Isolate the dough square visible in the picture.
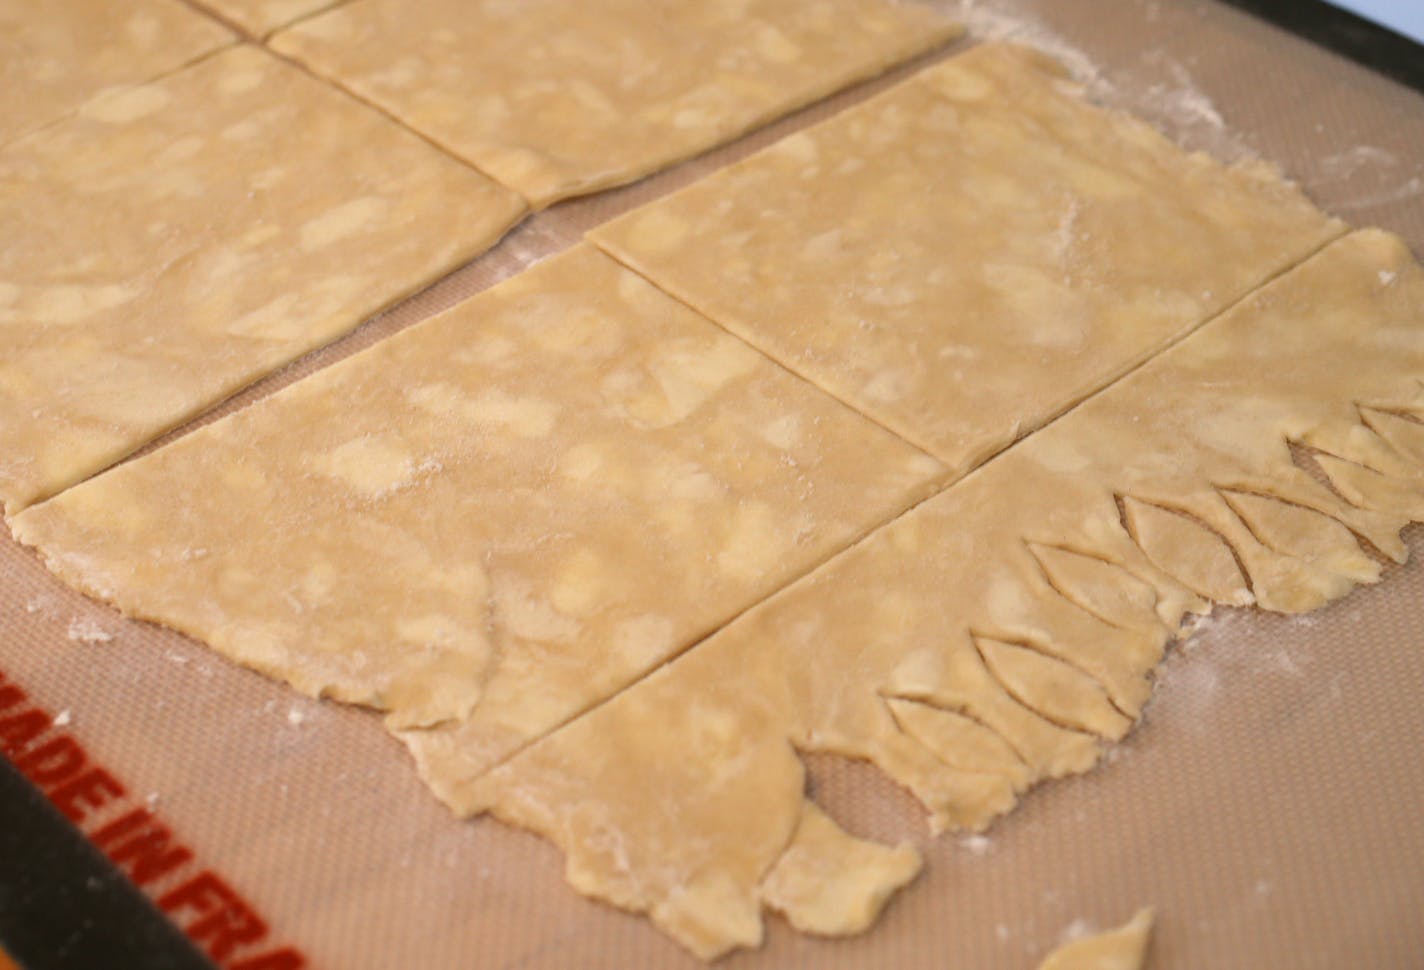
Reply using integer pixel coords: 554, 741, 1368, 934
0, 44, 526, 515
12, 243, 946, 777
270, 0, 963, 206
0, 0, 233, 147
470, 230, 1424, 960
590, 42, 1345, 476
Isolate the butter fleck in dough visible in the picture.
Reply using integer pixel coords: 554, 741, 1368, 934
271, 0, 963, 206
467, 231, 1424, 958
13, 244, 945, 747
0, 45, 525, 514
0, 0, 232, 148
591, 43, 1345, 475
1038, 908, 1155, 970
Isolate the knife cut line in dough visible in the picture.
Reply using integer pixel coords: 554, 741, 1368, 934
462, 230, 1424, 959
271, 0, 965, 207
1037, 908, 1155, 970
0, 0, 234, 148
12, 243, 946, 741
0, 44, 525, 516
193, 0, 347, 38
590, 42, 1345, 476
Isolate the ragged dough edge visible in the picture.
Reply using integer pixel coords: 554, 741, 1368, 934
7, 516, 493, 729
758, 802, 922, 939
456, 231, 1424, 960
8, 450, 495, 729
1037, 907, 1155, 970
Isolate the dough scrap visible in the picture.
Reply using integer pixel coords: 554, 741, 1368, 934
0, 0, 232, 147
0, 45, 525, 515
11, 243, 944, 739
466, 230, 1424, 958
590, 42, 1345, 474
1037, 908, 1155, 970
197, 0, 342, 37
271, 0, 963, 207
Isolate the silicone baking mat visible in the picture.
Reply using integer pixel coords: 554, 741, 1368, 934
2, 1, 1422, 967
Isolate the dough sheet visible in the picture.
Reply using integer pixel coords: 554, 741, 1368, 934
0, 45, 525, 515
464, 230, 1424, 959
270, 0, 963, 207
1038, 908, 1155, 970
0, 0, 233, 147
590, 42, 1346, 474
11, 243, 945, 749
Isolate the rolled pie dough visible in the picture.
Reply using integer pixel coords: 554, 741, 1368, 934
590, 43, 1345, 474
12, 243, 945, 741
1038, 908, 1155, 970
0, 45, 525, 515
464, 231, 1424, 958
0, 0, 232, 147
271, 0, 964, 206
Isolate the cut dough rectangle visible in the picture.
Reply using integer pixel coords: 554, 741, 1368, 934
11, 243, 945, 770
590, 42, 1346, 476
0, 45, 526, 515
270, 0, 963, 207
0, 0, 233, 147
466, 230, 1424, 959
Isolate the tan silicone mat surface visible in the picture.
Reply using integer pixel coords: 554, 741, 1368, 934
3, 1, 1423, 967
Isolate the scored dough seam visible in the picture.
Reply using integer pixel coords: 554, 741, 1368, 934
254, 37, 514, 190
173, 0, 260, 39
0, 36, 243, 154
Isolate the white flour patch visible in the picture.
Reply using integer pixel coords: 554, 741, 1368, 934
1314, 145, 1424, 212
1330, 176, 1424, 212
943, 1, 1254, 163
1318, 145, 1400, 181
946, 0, 1101, 85
1143, 54, 1225, 131
67, 617, 113, 643
1121, 51, 1254, 162
961, 833, 993, 855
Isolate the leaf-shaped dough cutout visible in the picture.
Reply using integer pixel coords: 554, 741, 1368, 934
1223, 491, 1380, 585
1122, 497, 1252, 606
759, 802, 921, 937
886, 696, 1033, 790
1028, 542, 1164, 634
1303, 420, 1419, 479
1362, 408, 1424, 467
975, 637, 1131, 739
1316, 453, 1424, 519
887, 645, 1100, 780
